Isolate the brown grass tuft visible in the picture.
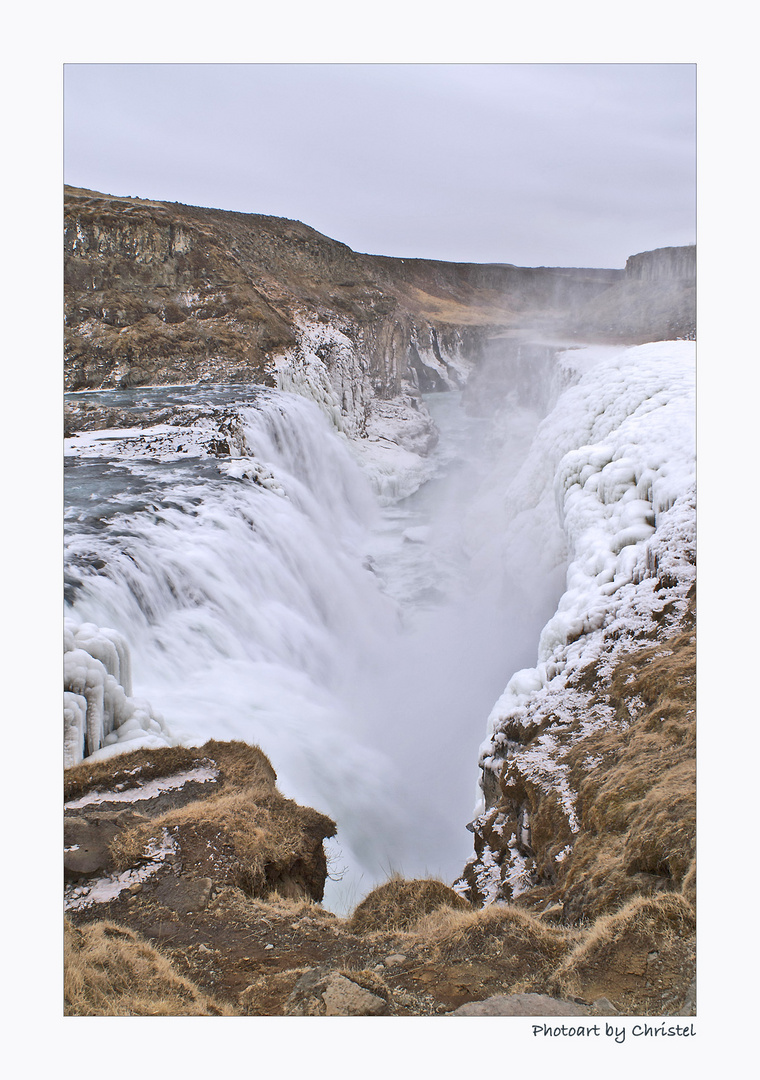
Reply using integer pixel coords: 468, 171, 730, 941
348, 878, 470, 934
64, 918, 231, 1015
108, 774, 335, 902
418, 902, 579, 970
64, 740, 277, 803
557, 615, 696, 920
547, 892, 695, 1005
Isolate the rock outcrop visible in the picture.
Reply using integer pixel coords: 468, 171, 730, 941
64, 741, 336, 907
63, 748, 696, 1017
560, 244, 696, 342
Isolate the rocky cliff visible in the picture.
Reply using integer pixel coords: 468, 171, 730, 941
64, 740, 695, 1016
64, 187, 625, 406
559, 244, 696, 342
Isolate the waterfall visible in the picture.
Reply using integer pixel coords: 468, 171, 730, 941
64, 378, 553, 910
70, 339, 680, 913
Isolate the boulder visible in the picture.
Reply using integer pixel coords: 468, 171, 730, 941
154, 875, 213, 914
286, 968, 389, 1017
451, 993, 592, 1016
64, 810, 147, 879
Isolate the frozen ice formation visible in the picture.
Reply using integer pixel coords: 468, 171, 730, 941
477, 341, 696, 809
64, 619, 174, 768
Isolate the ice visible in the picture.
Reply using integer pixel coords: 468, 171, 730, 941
64, 766, 219, 810
63, 619, 173, 767
476, 341, 695, 814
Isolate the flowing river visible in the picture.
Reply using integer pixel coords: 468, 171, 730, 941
64, 382, 562, 912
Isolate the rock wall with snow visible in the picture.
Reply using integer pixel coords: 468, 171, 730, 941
457, 342, 696, 920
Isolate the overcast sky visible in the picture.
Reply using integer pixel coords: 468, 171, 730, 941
64, 63, 695, 269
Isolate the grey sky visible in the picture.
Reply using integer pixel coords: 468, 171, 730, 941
64, 63, 695, 269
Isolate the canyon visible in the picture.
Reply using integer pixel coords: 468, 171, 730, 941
63, 186, 696, 1017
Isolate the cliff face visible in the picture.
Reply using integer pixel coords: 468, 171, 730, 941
560, 244, 696, 343
63, 190, 696, 1016
625, 245, 696, 282
457, 341, 696, 936
64, 187, 625, 413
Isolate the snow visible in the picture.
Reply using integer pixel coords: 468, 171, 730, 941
64, 829, 177, 911
64, 421, 220, 461
272, 312, 442, 503
473, 843, 504, 906
350, 435, 437, 505
64, 766, 219, 810
272, 313, 357, 434
220, 457, 286, 494
64, 619, 174, 766
475, 341, 695, 820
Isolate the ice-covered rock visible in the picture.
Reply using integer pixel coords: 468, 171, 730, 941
63, 619, 174, 767
461, 341, 695, 909
479, 341, 695, 773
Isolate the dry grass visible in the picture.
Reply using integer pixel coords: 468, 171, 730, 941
64, 918, 231, 1015
550, 613, 696, 921
66, 741, 334, 902
546, 892, 695, 1007
413, 902, 580, 972
107, 747, 335, 901
65, 744, 211, 802
64, 740, 276, 802
348, 878, 470, 934
401, 285, 516, 326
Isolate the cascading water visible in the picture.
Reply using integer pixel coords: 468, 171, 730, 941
64, 372, 565, 914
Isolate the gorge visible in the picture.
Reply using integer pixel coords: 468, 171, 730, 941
63, 186, 696, 1016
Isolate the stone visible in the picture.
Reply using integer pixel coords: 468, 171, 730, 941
591, 997, 619, 1015
154, 875, 213, 914
384, 954, 407, 966
286, 968, 389, 1017
64, 814, 121, 878
321, 975, 387, 1017
451, 993, 592, 1017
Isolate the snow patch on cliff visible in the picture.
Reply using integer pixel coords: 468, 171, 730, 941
272, 313, 441, 503
64, 829, 177, 911
64, 766, 219, 810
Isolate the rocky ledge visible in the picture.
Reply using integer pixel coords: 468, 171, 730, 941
64, 739, 695, 1017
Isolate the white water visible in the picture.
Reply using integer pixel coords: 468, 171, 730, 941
64, 382, 561, 913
